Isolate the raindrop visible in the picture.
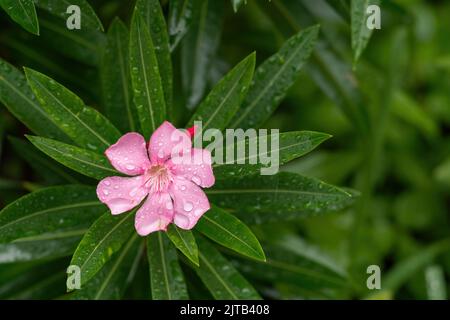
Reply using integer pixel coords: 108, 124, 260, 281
183, 202, 193, 212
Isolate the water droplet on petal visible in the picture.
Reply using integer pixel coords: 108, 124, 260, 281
183, 202, 193, 212
125, 164, 135, 170
166, 201, 173, 210
192, 176, 201, 185
103, 190, 109, 196
103, 180, 111, 186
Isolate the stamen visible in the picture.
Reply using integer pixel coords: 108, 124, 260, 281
144, 165, 172, 193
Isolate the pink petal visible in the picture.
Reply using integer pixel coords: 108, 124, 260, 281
134, 192, 174, 236
168, 148, 215, 188
169, 176, 210, 230
97, 175, 148, 215
148, 121, 191, 164
105, 133, 151, 175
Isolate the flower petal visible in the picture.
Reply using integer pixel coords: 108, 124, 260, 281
168, 148, 215, 188
148, 121, 191, 164
169, 176, 210, 230
105, 132, 151, 175
134, 192, 174, 236
97, 175, 148, 215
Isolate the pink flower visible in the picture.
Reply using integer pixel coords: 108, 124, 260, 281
96, 121, 215, 236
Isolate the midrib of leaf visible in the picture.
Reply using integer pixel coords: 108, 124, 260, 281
39, 19, 97, 51
114, 26, 135, 131
192, 0, 208, 85
58, 0, 100, 29
94, 234, 139, 300
201, 65, 248, 131
157, 232, 172, 300
12, 229, 87, 242
202, 215, 261, 259
136, 20, 156, 132
230, 35, 308, 128
79, 213, 133, 274
174, 226, 195, 257
0, 202, 101, 233
17, 0, 35, 27
35, 140, 118, 174
198, 252, 239, 299
354, 0, 370, 51
207, 189, 350, 197
31, 79, 111, 147
265, 258, 345, 286
212, 135, 326, 168
0, 74, 61, 132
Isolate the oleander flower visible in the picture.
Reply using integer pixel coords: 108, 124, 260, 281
96, 121, 215, 236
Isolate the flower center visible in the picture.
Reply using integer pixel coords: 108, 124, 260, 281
144, 164, 172, 193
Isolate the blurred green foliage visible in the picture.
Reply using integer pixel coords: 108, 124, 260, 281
0, 0, 449, 299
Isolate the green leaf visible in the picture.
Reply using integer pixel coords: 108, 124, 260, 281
0, 185, 104, 243
101, 18, 139, 133
194, 236, 261, 299
34, 0, 104, 31
27, 135, 119, 180
146, 232, 188, 300
212, 131, 331, 179
38, 12, 106, 67
234, 239, 348, 291
196, 205, 265, 261
71, 235, 143, 300
9, 137, 84, 184
70, 211, 136, 286
136, 0, 173, 113
188, 52, 255, 132
168, 0, 196, 50
231, 0, 245, 13
351, 0, 380, 64
181, 0, 224, 109
129, 11, 166, 138
229, 25, 319, 129
0, 58, 70, 141
0, 233, 83, 264
207, 172, 356, 224
166, 225, 199, 266
0, 0, 39, 35
24, 68, 121, 153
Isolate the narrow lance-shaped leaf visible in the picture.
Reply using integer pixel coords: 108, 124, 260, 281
168, 0, 196, 50
9, 137, 84, 184
147, 232, 189, 300
188, 52, 255, 133
25, 68, 121, 153
101, 18, 139, 133
0, 185, 104, 243
27, 135, 120, 180
71, 235, 143, 300
129, 11, 166, 137
38, 12, 106, 67
194, 236, 261, 300
233, 241, 348, 292
181, 0, 224, 109
136, 0, 173, 113
229, 25, 320, 129
231, 0, 246, 13
34, 0, 104, 31
0, 58, 70, 142
0, 0, 39, 34
70, 211, 136, 287
207, 172, 356, 224
212, 131, 331, 179
0, 234, 83, 264
167, 225, 199, 266
196, 205, 265, 261
351, 0, 380, 65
